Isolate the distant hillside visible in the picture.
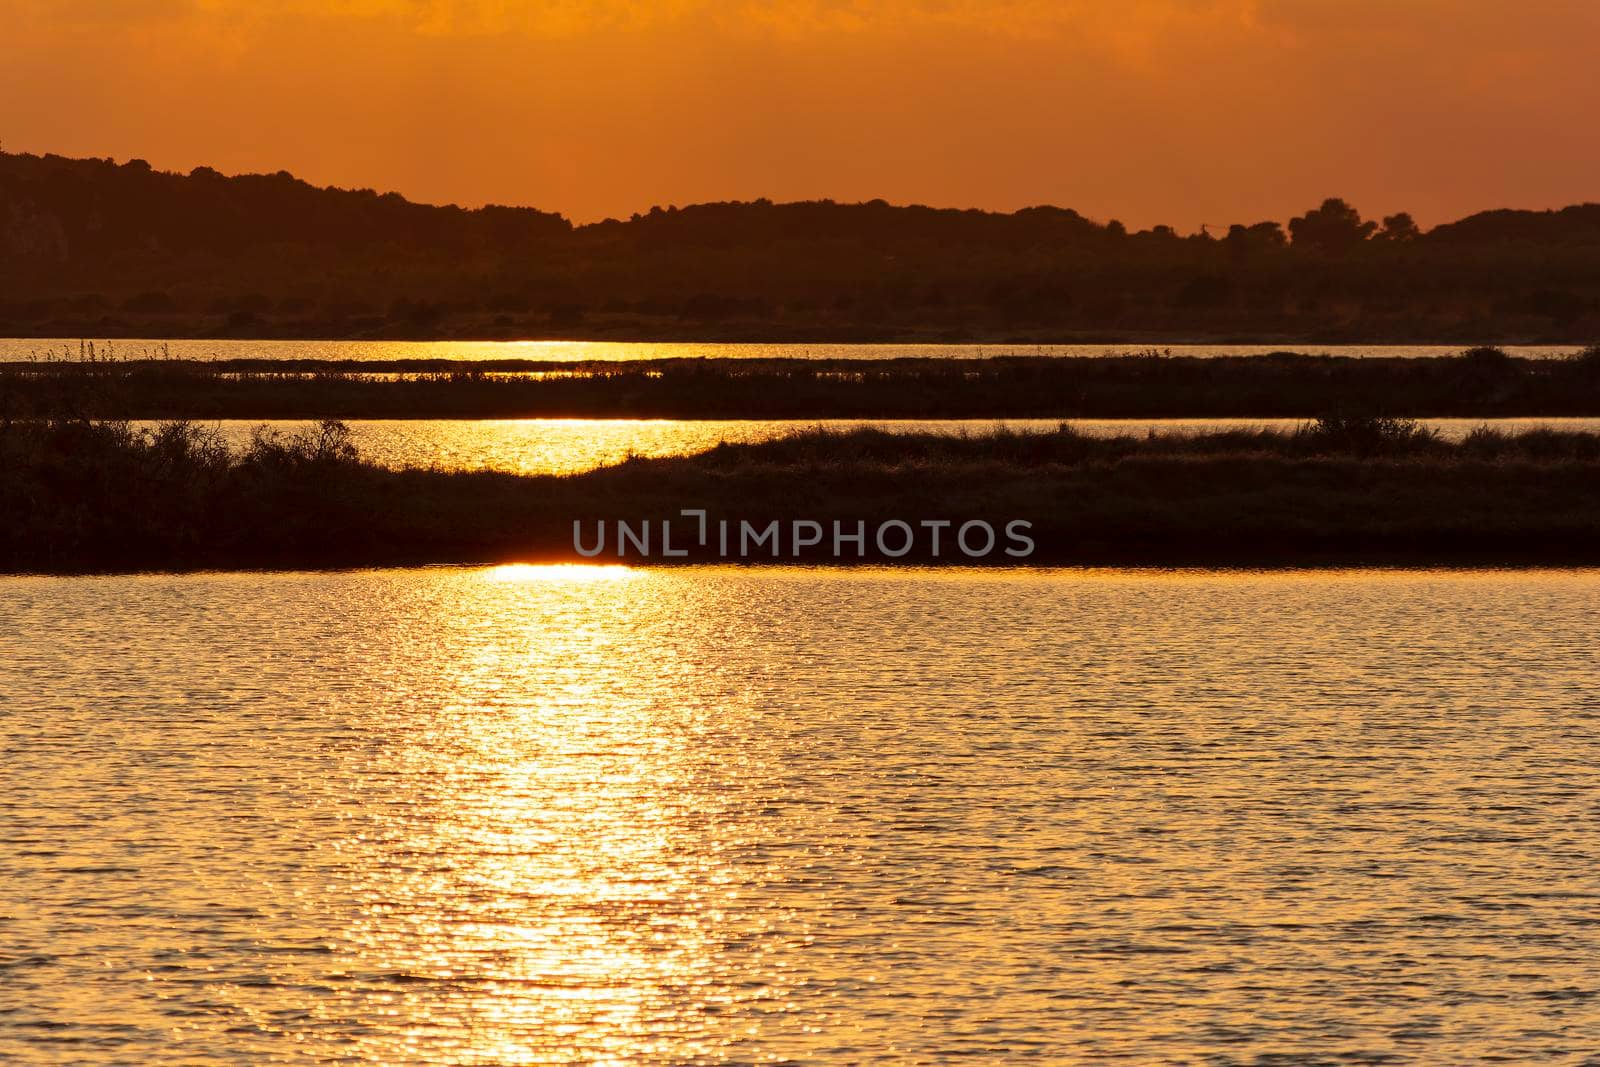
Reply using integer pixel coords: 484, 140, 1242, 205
3, 150, 1599, 342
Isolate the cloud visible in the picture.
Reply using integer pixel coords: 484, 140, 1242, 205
3, 0, 196, 25
57, 0, 1268, 42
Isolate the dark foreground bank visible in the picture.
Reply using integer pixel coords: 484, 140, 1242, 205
7, 347, 1600, 419
5, 418, 1600, 572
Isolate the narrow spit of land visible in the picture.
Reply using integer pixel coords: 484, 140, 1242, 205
6, 419, 1600, 572
6, 347, 1600, 419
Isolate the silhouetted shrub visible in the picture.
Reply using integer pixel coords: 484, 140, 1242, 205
1301, 414, 1436, 454
1458, 345, 1514, 373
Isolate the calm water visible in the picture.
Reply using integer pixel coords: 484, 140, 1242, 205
2, 339, 1588, 363
138, 417, 1600, 475
4, 566, 1600, 1064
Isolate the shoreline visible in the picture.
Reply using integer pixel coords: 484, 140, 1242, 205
13, 553, 1600, 580
9, 348, 1600, 419
7, 421, 1600, 575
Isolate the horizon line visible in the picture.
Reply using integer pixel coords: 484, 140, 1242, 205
9, 146, 1598, 240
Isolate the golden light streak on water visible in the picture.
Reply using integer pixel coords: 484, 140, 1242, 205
4, 566, 1600, 1062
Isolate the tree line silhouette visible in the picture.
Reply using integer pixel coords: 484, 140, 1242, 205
3, 150, 1599, 341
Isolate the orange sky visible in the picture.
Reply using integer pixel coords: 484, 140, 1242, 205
4, 1, 1598, 229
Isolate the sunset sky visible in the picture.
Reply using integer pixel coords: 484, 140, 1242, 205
4, 1, 1598, 229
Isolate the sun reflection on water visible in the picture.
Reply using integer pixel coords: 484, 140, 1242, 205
329, 566, 767, 1065
8, 566, 1600, 1063
483, 563, 637, 584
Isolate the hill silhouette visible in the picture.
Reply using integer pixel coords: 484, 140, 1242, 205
3, 150, 1599, 342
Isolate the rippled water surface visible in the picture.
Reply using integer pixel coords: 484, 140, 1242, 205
2, 338, 1587, 363
134, 417, 1600, 475
4, 567, 1600, 1064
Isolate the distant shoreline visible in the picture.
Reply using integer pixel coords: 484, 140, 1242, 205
8, 348, 1600, 419
9, 150, 1600, 348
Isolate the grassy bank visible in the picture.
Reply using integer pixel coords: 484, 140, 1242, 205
5, 418, 1600, 572
6, 347, 1600, 419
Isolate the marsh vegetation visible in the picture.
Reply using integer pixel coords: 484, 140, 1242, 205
6, 347, 1600, 419
6, 416, 1600, 571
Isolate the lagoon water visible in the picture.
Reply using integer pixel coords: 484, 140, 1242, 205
1, 338, 1588, 363
4, 566, 1600, 1064
129, 416, 1600, 475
